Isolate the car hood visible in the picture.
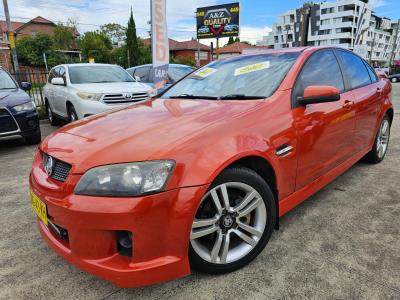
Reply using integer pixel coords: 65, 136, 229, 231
0, 89, 31, 108
41, 98, 262, 173
72, 82, 152, 94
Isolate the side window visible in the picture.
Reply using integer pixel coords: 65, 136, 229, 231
335, 50, 372, 89
364, 61, 379, 83
133, 67, 150, 82
48, 68, 58, 83
58, 67, 66, 82
294, 50, 344, 100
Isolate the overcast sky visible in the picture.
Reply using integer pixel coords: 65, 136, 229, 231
1, 0, 398, 46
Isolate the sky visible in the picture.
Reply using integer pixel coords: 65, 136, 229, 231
1, 0, 400, 46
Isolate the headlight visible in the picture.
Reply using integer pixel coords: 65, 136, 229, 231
76, 92, 103, 101
13, 101, 36, 112
74, 160, 175, 197
148, 88, 157, 97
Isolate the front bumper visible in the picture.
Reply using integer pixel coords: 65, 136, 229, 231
0, 108, 39, 139
29, 168, 208, 288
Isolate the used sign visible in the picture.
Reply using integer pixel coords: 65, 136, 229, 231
151, 0, 169, 88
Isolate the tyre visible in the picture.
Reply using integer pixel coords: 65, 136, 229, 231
189, 167, 276, 274
25, 130, 41, 145
364, 115, 391, 164
67, 104, 78, 123
46, 100, 60, 126
391, 77, 398, 83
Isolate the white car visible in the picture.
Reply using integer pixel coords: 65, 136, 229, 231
43, 63, 155, 125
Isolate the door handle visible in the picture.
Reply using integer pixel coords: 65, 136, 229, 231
342, 100, 354, 109
377, 87, 383, 94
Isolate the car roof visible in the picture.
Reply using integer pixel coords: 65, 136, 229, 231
127, 63, 192, 70
55, 63, 121, 68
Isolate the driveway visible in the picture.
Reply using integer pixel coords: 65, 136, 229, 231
1, 84, 399, 299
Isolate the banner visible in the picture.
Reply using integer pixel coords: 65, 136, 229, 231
151, 0, 169, 88
196, 3, 240, 39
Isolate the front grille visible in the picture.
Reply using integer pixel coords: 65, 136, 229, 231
0, 108, 19, 134
102, 92, 149, 104
43, 154, 72, 182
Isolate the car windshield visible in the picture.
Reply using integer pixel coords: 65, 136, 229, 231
0, 69, 17, 89
69, 65, 134, 84
168, 66, 195, 82
162, 52, 300, 100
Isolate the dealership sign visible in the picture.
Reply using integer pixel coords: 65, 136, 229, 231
196, 3, 240, 39
151, 0, 169, 88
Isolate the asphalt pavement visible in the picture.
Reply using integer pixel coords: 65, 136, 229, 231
0, 84, 399, 299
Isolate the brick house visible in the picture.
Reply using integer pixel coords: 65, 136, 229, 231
0, 16, 79, 71
143, 38, 211, 66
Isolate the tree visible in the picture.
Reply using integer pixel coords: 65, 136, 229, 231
126, 7, 139, 67
227, 36, 235, 44
53, 24, 75, 50
234, 37, 241, 42
16, 33, 53, 67
78, 31, 113, 63
101, 23, 126, 45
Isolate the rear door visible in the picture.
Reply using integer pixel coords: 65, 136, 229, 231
335, 50, 381, 148
293, 49, 357, 190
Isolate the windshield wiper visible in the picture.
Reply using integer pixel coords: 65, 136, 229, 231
170, 94, 218, 100
219, 94, 265, 100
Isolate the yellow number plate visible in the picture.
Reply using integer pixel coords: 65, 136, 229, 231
30, 191, 48, 226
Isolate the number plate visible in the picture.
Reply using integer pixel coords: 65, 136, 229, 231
30, 190, 48, 226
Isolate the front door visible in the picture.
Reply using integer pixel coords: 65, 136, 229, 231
292, 49, 356, 190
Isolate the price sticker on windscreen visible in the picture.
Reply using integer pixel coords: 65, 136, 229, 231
234, 61, 270, 76
193, 67, 218, 78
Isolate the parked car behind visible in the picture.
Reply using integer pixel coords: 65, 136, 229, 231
126, 64, 195, 92
43, 63, 155, 125
0, 68, 41, 144
30, 47, 393, 288
389, 73, 400, 83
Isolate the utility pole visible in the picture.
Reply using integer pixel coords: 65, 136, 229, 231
2, 0, 19, 79
389, 19, 400, 67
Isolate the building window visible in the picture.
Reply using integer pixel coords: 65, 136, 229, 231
321, 19, 330, 25
321, 7, 334, 14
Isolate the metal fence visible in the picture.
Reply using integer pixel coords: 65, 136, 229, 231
10, 70, 48, 107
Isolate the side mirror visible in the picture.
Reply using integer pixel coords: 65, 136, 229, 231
51, 77, 65, 86
20, 81, 31, 91
134, 76, 141, 82
298, 85, 340, 105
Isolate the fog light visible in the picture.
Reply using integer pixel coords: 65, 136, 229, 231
116, 231, 133, 257
28, 119, 36, 127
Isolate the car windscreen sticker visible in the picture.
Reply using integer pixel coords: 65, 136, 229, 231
234, 61, 270, 76
192, 67, 218, 78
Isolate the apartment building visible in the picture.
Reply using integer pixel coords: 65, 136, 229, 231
260, 0, 400, 66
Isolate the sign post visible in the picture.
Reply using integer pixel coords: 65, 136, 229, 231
196, 2, 240, 60
151, 0, 169, 90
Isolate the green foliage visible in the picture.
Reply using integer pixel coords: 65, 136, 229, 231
101, 23, 126, 45
126, 8, 139, 67
78, 31, 113, 63
227, 36, 235, 44
53, 24, 75, 50
16, 33, 53, 67
171, 55, 196, 67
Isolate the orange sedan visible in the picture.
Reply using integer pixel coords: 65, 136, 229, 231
29, 47, 393, 288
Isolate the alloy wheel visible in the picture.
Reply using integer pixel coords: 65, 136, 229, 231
190, 182, 267, 264
376, 118, 390, 159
